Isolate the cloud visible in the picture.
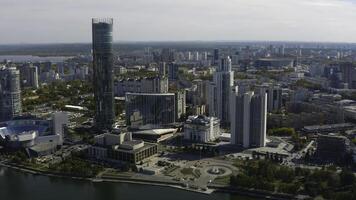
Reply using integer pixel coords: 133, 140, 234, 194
0, 0, 355, 44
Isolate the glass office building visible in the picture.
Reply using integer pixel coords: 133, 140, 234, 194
125, 93, 176, 127
0, 66, 22, 122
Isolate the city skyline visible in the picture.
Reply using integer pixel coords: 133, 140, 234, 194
1, 0, 356, 44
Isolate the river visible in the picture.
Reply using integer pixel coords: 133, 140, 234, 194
0, 166, 260, 200
0, 55, 72, 63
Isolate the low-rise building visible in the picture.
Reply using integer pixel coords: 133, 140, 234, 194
184, 115, 220, 143
315, 134, 351, 163
87, 132, 157, 164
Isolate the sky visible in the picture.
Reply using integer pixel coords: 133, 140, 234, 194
1, 0, 356, 44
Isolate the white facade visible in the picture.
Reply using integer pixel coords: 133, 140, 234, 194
230, 90, 267, 148
114, 76, 168, 97
208, 57, 234, 125
52, 112, 68, 145
184, 115, 221, 143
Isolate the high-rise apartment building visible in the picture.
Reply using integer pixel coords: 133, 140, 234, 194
209, 56, 234, 126
0, 66, 22, 122
230, 90, 267, 148
257, 84, 283, 112
175, 90, 186, 120
19, 64, 39, 89
92, 18, 115, 130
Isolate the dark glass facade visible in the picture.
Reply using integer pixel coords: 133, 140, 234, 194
92, 18, 115, 130
0, 67, 22, 122
125, 93, 176, 126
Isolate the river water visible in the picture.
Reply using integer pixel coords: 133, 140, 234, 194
0, 166, 261, 200
0, 55, 72, 63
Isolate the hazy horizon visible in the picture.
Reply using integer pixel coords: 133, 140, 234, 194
1, 0, 356, 44
2, 40, 356, 46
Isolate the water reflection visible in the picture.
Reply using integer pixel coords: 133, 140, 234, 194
0, 167, 259, 200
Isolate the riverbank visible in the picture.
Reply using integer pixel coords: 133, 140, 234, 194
0, 161, 296, 200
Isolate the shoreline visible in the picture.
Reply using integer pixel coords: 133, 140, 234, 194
0, 161, 295, 200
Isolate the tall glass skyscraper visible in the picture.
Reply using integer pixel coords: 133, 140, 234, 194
0, 66, 22, 122
92, 18, 115, 131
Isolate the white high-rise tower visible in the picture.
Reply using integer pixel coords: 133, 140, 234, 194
208, 56, 234, 126
230, 89, 267, 148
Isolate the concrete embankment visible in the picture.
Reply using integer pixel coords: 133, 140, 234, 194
210, 185, 296, 200
0, 161, 298, 199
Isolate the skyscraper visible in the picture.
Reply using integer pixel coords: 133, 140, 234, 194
257, 84, 283, 112
230, 90, 267, 148
19, 64, 39, 89
92, 18, 115, 130
209, 56, 234, 126
0, 66, 22, 122
158, 62, 166, 77
28, 65, 39, 89
168, 62, 179, 81
213, 49, 219, 65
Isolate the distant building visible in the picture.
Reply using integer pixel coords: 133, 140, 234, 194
339, 63, 356, 89
0, 66, 22, 122
125, 93, 176, 127
315, 134, 351, 163
257, 84, 282, 112
278, 45, 285, 56
19, 64, 39, 89
175, 90, 186, 120
209, 56, 234, 126
92, 18, 115, 131
191, 79, 210, 106
230, 90, 267, 148
302, 123, 354, 134
158, 62, 166, 77
114, 76, 168, 97
56, 63, 65, 75
213, 49, 219, 65
168, 62, 179, 81
161, 48, 174, 62
74, 65, 89, 80
184, 115, 221, 143
255, 58, 294, 69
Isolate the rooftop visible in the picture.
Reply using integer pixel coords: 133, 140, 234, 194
186, 115, 219, 126
126, 92, 175, 96
303, 123, 354, 131
0, 118, 51, 139
133, 128, 177, 136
